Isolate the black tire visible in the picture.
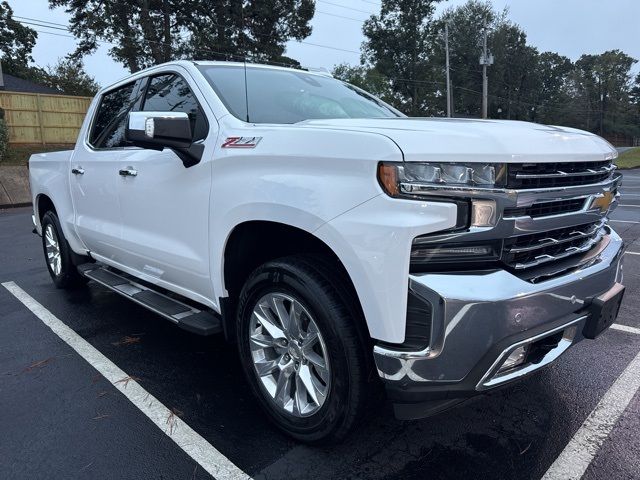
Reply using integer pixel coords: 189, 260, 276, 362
236, 254, 372, 443
41, 211, 87, 289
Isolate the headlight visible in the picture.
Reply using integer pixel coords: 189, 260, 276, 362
378, 162, 503, 228
378, 162, 507, 197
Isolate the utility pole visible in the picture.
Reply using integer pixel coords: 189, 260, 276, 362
445, 22, 452, 118
479, 21, 493, 119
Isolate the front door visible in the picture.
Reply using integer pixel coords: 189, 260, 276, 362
71, 80, 144, 262
116, 72, 216, 304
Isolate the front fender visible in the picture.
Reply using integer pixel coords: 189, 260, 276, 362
315, 195, 458, 343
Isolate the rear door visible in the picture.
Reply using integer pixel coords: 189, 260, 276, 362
115, 71, 217, 304
70, 80, 145, 260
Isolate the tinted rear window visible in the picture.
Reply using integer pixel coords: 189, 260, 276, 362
197, 65, 401, 124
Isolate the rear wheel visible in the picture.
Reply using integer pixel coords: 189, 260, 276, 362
236, 255, 371, 443
41, 211, 87, 289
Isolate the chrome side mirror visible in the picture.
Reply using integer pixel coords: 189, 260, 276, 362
126, 111, 192, 149
126, 112, 203, 167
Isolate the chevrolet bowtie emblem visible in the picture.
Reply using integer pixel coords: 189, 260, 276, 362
590, 191, 615, 213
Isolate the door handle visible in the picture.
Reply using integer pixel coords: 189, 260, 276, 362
71, 166, 84, 175
119, 167, 138, 177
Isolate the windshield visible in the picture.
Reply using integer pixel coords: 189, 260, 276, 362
197, 65, 402, 124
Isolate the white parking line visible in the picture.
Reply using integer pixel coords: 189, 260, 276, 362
1, 281, 252, 480
619, 204, 640, 208
612, 323, 640, 335
542, 349, 640, 480
609, 219, 639, 224
626, 251, 640, 256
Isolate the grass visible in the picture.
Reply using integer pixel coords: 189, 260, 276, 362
0, 144, 74, 166
615, 147, 640, 170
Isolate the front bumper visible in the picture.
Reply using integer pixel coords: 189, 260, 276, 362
374, 227, 625, 420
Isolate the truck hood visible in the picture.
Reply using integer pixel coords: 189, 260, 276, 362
297, 118, 617, 163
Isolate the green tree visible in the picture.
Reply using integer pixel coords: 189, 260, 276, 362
531, 52, 574, 125
572, 50, 637, 136
429, 2, 544, 120
428, 0, 495, 116
332, 63, 395, 104
0, 1, 38, 77
185, 0, 314, 66
362, 0, 444, 116
488, 20, 540, 121
43, 57, 100, 96
49, 0, 315, 72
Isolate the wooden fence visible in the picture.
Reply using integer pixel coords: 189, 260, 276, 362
0, 91, 93, 145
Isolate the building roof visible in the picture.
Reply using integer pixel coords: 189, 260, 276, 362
0, 73, 61, 94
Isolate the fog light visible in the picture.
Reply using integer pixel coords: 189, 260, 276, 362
471, 200, 497, 227
498, 345, 529, 373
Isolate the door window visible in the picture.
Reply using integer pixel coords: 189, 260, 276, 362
89, 81, 144, 149
142, 74, 208, 141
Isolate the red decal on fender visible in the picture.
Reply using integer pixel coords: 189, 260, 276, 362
222, 136, 262, 148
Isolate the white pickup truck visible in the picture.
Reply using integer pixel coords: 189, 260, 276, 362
29, 60, 625, 443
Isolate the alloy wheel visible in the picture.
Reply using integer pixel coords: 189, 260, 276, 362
44, 224, 62, 276
249, 292, 331, 417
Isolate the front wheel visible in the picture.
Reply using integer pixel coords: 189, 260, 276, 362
236, 255, 371, 443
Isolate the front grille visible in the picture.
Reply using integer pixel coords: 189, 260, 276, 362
504, 197, 587, 218
502, 221, 605, 270
507, 161, 614, 189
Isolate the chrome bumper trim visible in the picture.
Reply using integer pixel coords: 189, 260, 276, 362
374, 228, 624, 385
476, 315, 585, 390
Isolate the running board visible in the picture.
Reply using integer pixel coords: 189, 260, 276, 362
77, 264, 222, 336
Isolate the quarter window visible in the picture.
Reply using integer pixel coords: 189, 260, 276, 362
89, 82, 143, 149
142, 74, 208, 141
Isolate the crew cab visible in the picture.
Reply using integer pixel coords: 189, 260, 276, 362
29, 60, 625, 443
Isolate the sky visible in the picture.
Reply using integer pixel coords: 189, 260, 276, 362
7, 0, 640, 87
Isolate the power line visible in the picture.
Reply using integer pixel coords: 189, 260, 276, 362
16, 16, 360, 57
316, 10, 368, 23
316, 0, 376, 15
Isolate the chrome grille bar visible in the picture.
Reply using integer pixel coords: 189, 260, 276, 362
506, 220, 605, 254
511, 228, 606, 270
514, 164, 616, 179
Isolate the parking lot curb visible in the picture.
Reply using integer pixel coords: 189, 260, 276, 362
0, 166, 31, 208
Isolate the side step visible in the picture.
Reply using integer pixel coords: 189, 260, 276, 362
78, 264, 222, 336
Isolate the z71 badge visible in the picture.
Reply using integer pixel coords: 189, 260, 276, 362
221, 136, 262, 148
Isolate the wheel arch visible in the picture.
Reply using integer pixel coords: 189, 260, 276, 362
220, 220, 370, 344
36, 193, 57, 222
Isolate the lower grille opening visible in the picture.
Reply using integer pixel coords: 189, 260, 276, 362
478, 321, 580, 390
523, 332, 563, 366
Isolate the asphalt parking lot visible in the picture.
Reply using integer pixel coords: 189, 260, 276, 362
1, 170, 640, 480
